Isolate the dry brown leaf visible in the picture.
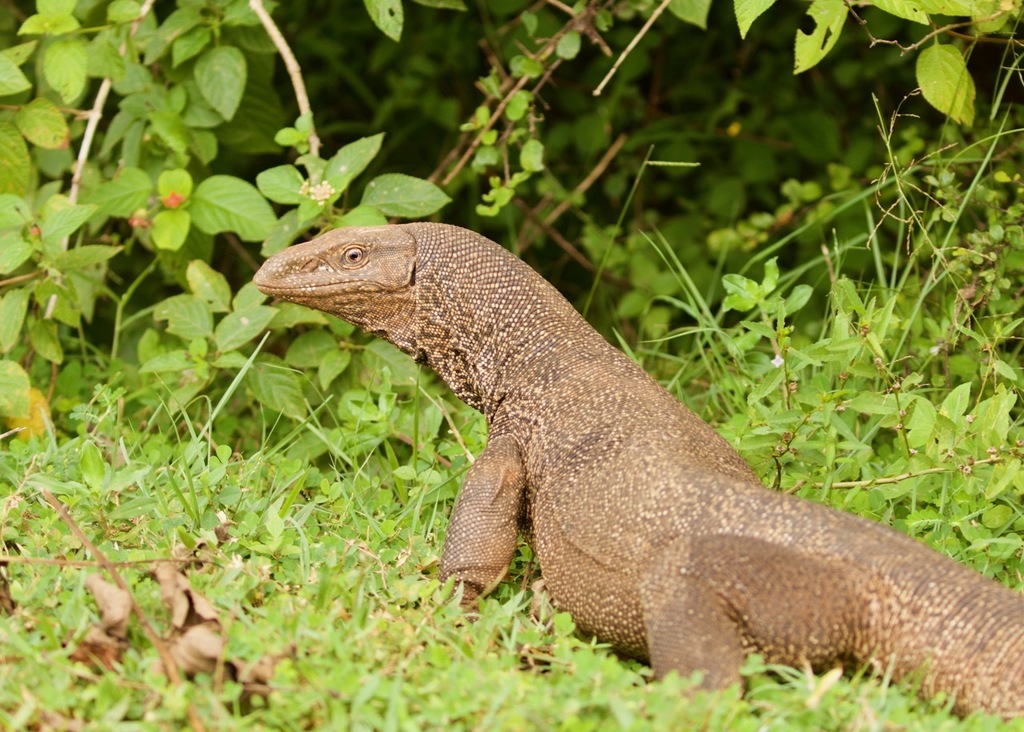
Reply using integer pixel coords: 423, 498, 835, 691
168, 622, 224, 677
154, 563, 219, 629
68, 626, 126, 671
84, 575, 131, 639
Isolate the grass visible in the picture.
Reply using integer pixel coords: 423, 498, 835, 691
2, 133, 1024, 730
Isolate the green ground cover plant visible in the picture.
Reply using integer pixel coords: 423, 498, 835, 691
0, 0, 1022, 728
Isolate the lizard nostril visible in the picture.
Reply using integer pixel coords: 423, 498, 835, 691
299, 258, 320, 273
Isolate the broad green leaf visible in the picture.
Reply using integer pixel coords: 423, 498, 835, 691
0, 54, 31, 96
1, 41, 37, 67
556, 32, 581, 60
916, 44, 975, 125
411, 0, 465, 8
154, 293, 213, 340
324, 133, 384, 193
248, 358, 306, 419
0, 233, 34, 275
0, 288, 30, 353
669, 0, 713, 28
190, 175, 276, 241
15, 98, 69, 149
872, 0, 928, 23
43, 38, 88, 103
19, 12, 80, 36
158, 168, 193, 204
364, 0, 403, 41
360, 173, 451, 218
735, 0, 777, 37
53, 245, 122, 270
173, 26, 212, 68
186, 259, 232, 312
82, 167, 152, 222
108, 0, 141, 23
337, 205, 388, 228
981, 504, 1013, 529
509, 55, 543, 78
794, 0, 846, 73
148, 110, 189, 154
0, 359, 30, 418
214, 305, 276, 351
40, 204, 96, 249
29, 319, 62, 363
40, 0, 76, 14
257, 165, 306, 204
505, 91, 531, 121
152, 209, 191, 251
144, 7, 202, 64
940, 381, 971, 419
520, 139, 545, 173
79, 440, 106, 491
0, 121, 31, 195
319, 348, 351, 390
194, 46, 247, 120
285, 330, 337, 368
917, 0, 974, 14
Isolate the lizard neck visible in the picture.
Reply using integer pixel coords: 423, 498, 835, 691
412, 225, 599, 419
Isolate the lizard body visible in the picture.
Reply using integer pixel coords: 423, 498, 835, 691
254, 223, 1024, 718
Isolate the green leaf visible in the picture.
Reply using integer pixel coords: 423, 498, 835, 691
144, 8, 202, 64
173, 26, 212, 68
40, 204, 96, 249
735, 0, 777, 37
190, 175, 276, 241
152, 209, 191, 251
794, 0, 846, 73
871, 0, 928, 23
29, 319, 62, 363
0, 120, 31, 195
19, 12, 80, 36
15, 98, 69, 149
556, 32, 581, 60
337, 205, 389, 228
940, 381, 971, 419
509, 55, 543, 79
324, 133, 384, 193
82, 167, 152, 222
0, 54, 32, 96
0, 233, 34, 275
1, 41, 38, 67
520, 139, 545, 173
159, 168, 193, 204
154, 294, 214, 340
40, 0, 77, 15
257, 165, 306, 205
360, 173, 451, 218
285, 330, 336, 368
0, 288, 30, 353
186, 260, 232, 312
0, 359, 30, 418
916, 43, 975, 126
411, 0, 465, 8
214, 305, 276, 352
194, 46, 247, 120
319, 348, 351, 389
364, 0, 403, 41
505, 91, 531, 121
108, 0, 141, 23
53, 245, 122, 271
79, 440, 106, 491
43, 38, 88, 104
981, 504, 1013, 529
669, 0, 713, 28
248, 358, 307, 419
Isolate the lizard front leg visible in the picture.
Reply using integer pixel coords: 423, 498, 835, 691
439, 433, 527, 608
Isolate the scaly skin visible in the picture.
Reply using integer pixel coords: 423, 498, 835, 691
254, 223, 1024, 718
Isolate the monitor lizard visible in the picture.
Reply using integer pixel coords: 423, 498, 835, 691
253, 222, 1024, 718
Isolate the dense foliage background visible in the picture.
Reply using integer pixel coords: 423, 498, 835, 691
1, 0, 1022, 728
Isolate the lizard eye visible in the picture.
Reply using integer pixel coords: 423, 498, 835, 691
342, 245, 366, 266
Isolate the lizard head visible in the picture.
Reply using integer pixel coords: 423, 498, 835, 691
253, 226, 420, 355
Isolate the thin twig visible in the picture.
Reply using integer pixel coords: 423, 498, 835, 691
40, 488, 208, 732
249, 0, 321, 157
0, 271, 42, 289
790, 456, 1002, 492
593, 0, 672, 96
